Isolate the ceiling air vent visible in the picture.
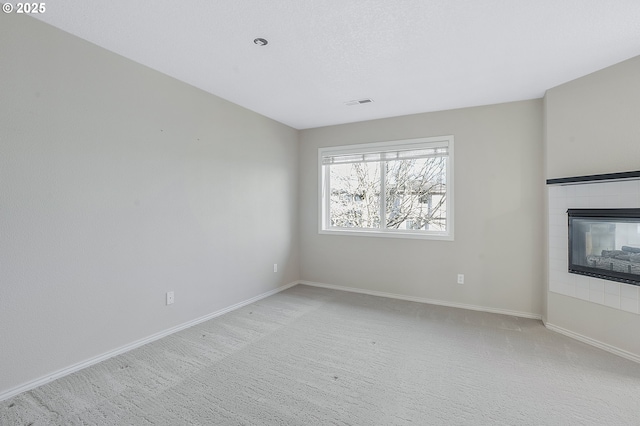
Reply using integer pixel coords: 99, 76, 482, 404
345, 98, 374, 106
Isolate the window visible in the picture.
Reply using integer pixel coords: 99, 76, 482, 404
319, 136, 453, 240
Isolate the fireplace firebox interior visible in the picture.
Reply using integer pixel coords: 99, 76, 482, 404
568, 209, 640, 286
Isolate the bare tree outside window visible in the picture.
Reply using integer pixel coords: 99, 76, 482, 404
320, 136, 453, 239
385, 157, 446, 231
329, 162, 381, 228
329, 157, 446, 231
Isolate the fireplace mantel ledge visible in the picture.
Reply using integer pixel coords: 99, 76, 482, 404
546, 170, 640, 186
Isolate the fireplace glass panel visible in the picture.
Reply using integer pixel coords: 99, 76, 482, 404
568, 209, 640, 285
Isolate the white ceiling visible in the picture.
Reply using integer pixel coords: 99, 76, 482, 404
31, 1, 640, 130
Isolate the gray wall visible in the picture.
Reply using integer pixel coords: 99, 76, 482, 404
544, 55, 640, 356
0, 14, 299, 394
299, 100, 544, 316
545, 55, 640, 179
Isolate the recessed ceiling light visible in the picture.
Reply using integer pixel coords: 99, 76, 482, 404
253, 38, 268, 46
345, 98, 374, 106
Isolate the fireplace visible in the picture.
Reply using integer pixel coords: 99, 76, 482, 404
568, 209, 640, 286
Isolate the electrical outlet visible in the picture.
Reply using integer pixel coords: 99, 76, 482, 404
166, 291, 174, 305
457, 274, 465, 284
273, 263, 278, 273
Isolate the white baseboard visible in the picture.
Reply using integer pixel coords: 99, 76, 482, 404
298, 280, 542, 320
9, 281, 635, 402
0, 281, 298, 403
544, 322, 640, 364
301, 281, 640, 363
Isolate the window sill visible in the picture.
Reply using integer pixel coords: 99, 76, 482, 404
319, 228, 454, 241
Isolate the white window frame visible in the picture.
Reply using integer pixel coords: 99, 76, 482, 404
318, 136, 454, 240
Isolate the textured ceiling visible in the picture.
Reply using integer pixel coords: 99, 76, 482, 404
30, 0, 640, 129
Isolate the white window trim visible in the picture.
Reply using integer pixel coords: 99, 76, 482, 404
318, 136, 454, 241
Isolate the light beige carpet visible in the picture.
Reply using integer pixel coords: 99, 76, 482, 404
3, 284, 640, 425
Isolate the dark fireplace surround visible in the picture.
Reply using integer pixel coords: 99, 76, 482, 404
568, 209, 640, 286
547, 170, 640, 288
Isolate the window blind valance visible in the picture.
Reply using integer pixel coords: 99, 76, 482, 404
322, 146, 448, 165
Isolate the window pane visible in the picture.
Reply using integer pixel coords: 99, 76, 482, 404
329, 162, 381, 229
385, 157, 447, 231
319, 135, 453, 240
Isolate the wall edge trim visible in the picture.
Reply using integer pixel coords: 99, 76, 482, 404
544, 321, 640, 364
0, 281, 299, 402
298, 280, 542, 320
